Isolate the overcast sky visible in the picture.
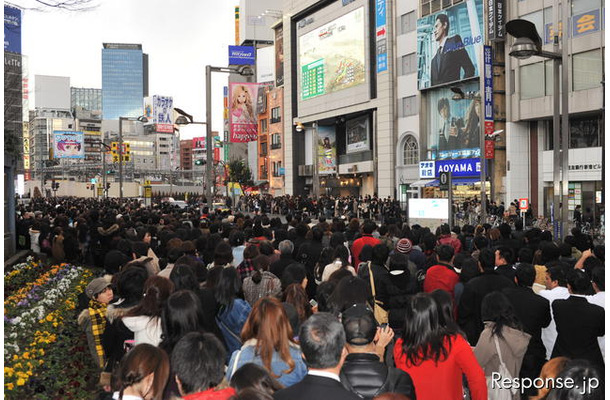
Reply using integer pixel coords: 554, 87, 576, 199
18, 0, 239, 139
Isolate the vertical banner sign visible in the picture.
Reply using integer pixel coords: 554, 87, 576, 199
375, 0, 388, 73
229, 82, 259, 142
223, 86, 229, 161
275, 26, 284, 87
317, 126, 337, 174
483, 45, 494, 159
488, 0, 505, 40
153, 95, 174, 133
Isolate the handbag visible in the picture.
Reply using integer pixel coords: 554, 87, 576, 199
486, 334, 517, 400
367, 262, 389, 324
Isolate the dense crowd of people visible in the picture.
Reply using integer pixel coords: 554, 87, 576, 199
13, 195, 605, 400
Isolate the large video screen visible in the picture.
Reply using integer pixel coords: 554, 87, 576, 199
409, 198, 449, 220
417, 0, 483, 90
298, 7, 366, 100
426, 80, 481, 160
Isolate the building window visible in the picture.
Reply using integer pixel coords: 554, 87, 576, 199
521, 10, 544, 38
271, 133, 281, 149
570, 116, 601, 148
270, 107, 281, 123
520, 62, 544, 99
400, 12, 416, 34
401, 96, 418, 117
401, 53, 417, 75
260, 118, 268, 133
403, 135, 419, 165
260, 141, 268, 156
573, 49, 603, 91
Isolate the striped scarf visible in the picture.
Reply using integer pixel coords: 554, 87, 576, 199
88, 301, 107, 369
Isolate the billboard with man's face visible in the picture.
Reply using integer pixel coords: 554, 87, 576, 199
417, 0, 483, 90
426, 81, 481, 160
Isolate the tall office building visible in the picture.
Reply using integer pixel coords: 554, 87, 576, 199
101, 43, 148, 120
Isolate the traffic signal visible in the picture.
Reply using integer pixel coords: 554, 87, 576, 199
195, 159, 204, 166
106, 183, 111, 190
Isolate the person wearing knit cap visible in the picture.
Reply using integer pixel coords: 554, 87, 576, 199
395, 239, 413, 254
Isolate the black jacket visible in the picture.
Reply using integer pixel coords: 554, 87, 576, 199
457, 270, 514, 345
270, 254, 295, 279
274, 374, 361, 400
552, 296, 605, 370
340, 353, 416, 400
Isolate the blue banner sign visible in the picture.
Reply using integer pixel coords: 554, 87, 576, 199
483, 45, 493, 120
4, 5, 21, 53
376, 0, 388, 73
435, 158, 481, 177
228, 46, 256, 65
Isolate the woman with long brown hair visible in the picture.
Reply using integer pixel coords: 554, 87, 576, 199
225, 297, 307, 387
113, 343, 170, 400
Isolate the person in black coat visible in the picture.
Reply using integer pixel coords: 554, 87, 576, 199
457, 248, 514, 345
270, 240, 295, 279
340, 304, 416, 400
502, 263, 551, 397
358, 245, 406, 311
273, 313, 361, 400
494, 246, 517, 282
552, 269, 605, 371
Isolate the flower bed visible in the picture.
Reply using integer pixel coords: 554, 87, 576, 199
4, 260, 98, 399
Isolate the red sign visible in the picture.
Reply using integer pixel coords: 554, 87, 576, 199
484, 120, 495, 136
519, 198, 529, 211
484, 140, 495, 159
192, 137, 206, 150
214, 147, 220, 162
156, 123, 174, 133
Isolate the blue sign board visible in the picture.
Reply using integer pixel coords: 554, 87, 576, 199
545, 8, 603, 43
573, 9, 601, 38
376, 0, 388, 73
228, 46, 256, 65
4, 5, 21, 53
435, 158, 481, 178
483, 45, 493, 120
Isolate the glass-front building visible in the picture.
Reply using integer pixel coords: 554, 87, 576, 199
101, 43, 147, 120
71, 87, 102, 112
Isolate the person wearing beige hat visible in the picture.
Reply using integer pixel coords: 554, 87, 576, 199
78, 276, 114, 388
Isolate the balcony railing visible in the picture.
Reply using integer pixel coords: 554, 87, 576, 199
270, 143, 281, 150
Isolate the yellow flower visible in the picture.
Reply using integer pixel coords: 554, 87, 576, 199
46, 314, 54, 322
16, 378, 25, 386
22, 352, 29, 359
6, 383, 14, 391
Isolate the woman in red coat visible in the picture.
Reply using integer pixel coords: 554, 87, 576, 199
393, 293, 487, 400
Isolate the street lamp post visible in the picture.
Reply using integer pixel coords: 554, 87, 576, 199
507, 6, 569, 240
118, 116, 148, 200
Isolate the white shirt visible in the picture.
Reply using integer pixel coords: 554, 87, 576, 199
587, 291, 605, 361
308, 370, 341, 382
122, 315, 163, 346
321, 260, 356, 283
538, 286, 570, 360
113, 393, 143, 400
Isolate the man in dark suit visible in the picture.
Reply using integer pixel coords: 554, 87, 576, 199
503, 263, 551, 397
458, 248, 514, 345
273, 313, 361, 400
430, 13, 475, 86
552, 269, 605, 371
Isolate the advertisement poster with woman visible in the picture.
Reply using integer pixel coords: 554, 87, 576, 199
427, 81, 481, 160
53, 131, 84, 159
317, 126, 337, 174
229, 82, 259, 142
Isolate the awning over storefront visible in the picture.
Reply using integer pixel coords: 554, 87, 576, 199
410, 179, 435, 187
